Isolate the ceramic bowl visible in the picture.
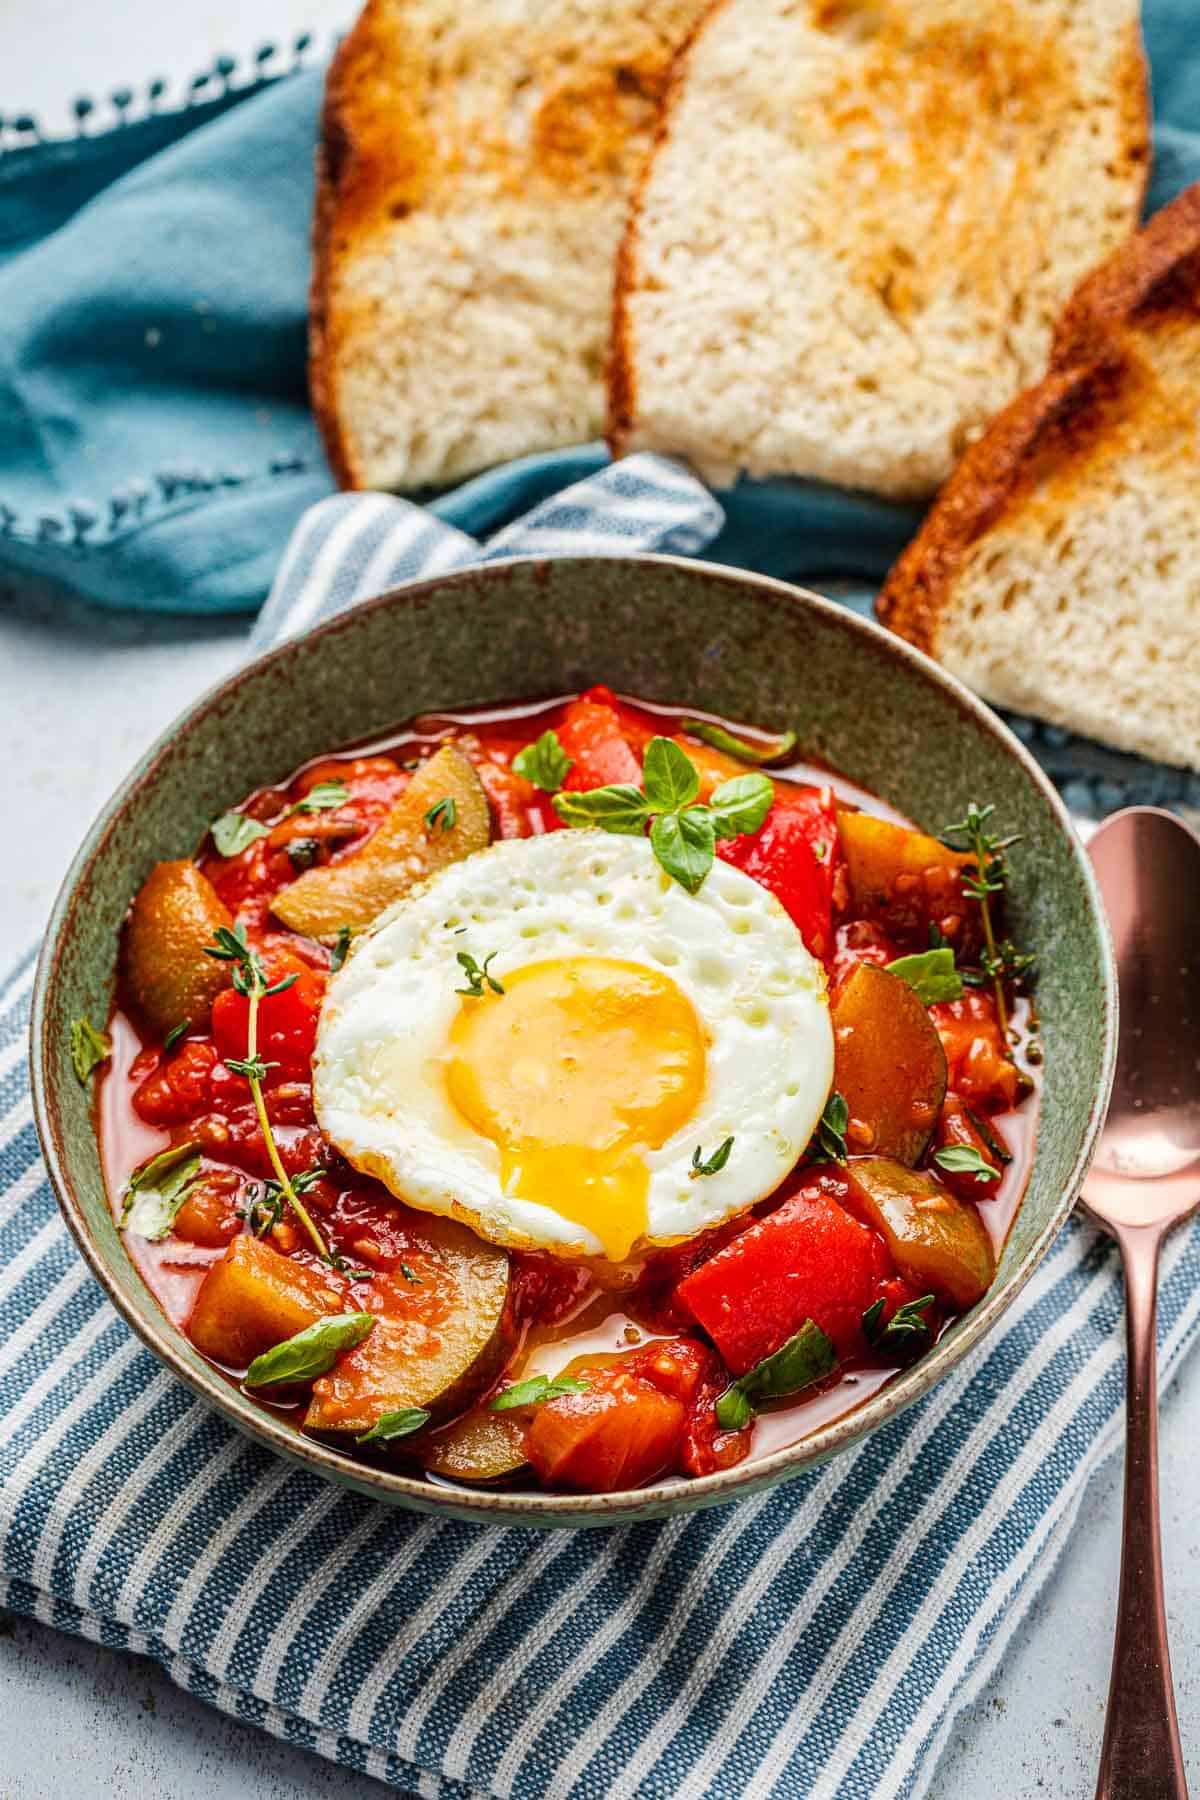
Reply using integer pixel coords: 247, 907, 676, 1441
31, 555, 1116, 1527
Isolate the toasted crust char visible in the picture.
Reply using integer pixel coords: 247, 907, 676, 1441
607, 0, 726, 457
877, 185, 1200, 656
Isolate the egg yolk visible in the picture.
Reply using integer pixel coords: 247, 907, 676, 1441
445, 958, 707, 1261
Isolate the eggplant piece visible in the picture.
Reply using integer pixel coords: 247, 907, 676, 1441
188, 1234, 345, 1368
832, 962, 948, 1164
305, 1219, 512, 1436
271, 744, 489, 940
848, 1158, 995, 1310
124, 860, 234, 1037
421, 1406, 529, 1483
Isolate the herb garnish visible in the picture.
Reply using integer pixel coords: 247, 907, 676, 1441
243, 1165, 327, 1238
885, 947, 964, 1005
356, 1407, 431, 1444
715, 1319, 836, 1430
399, 1262, 423, 1285
808, 1091, 849, 1164
424, 795, 457, 835
204, 922, 329, 1259
211, 780, 351, 859
690, 1137, 734, 1179
70, 1016, 111, 1084
934, 1144, 1000, 1184
513, 729, 574, 794
489, 1374, 590, 1412
939, 803, 1034, 1034
120, 1143, 202, 1240
456, 950, 505, 997
329, 925, 353, 973
679, 719, 797, 767
863, 1293, 936, 1354
163, 1019, 190, 1053
243, 1312, 375, 1388
553, 736, 773, 894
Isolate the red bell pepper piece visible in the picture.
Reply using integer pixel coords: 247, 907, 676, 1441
132, 1038, 220, 1125
717, 786, 839, 962
676, 1174, 894, 1371
211, 952, 326, 1078
557, 694, 643, 792
930, 993, 1021, 1112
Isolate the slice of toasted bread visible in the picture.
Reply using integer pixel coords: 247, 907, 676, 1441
311, 0, 710, 492
877, 186, 1200, 772
610, 0, 1148, 500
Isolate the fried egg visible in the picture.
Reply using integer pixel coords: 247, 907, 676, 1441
313, 832, 833, 1262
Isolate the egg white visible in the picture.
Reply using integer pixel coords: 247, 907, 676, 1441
312, 831, 833, 1259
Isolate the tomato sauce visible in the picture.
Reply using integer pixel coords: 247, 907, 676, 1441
97, 689, 1041, 1492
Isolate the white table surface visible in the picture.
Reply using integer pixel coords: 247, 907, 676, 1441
3, 8, 1199, 1797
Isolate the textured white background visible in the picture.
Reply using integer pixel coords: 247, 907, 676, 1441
2, 5, 1199, 1796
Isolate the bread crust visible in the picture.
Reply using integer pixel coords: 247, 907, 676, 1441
877, 180, 1200, 658
309, 10, 375, 491
607, 0, 726, 459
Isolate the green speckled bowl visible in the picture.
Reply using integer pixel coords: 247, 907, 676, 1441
31, 555, 1116, 1528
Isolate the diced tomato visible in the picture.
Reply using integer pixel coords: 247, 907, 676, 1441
211, 957, 325, 1077
172, 1168, 246, 1248
631, 1215, 755, 1333
930, 993, 1021, 1112
620, 1336, 752, 1477
511, 1251, 596, 1328
132, 1039, 219, 1125
717, 786, 839, 962
675, 1173, 894, 1371
830, 919, 902, 989
524, 1371, 685, 1492
934, 1094, 1010, 1198
557, 695, 642, 792
474, 758, 561, 840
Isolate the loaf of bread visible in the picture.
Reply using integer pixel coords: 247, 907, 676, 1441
609, 0, 1149, 500
877, 186, 1200, 772
311, 0, 710, 492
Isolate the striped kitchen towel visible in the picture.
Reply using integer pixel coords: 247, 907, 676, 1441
5, 454, 1200, 1799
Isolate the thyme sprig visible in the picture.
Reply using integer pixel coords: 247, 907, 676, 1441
205, 922, 329, 1259
939, 803, 1033, 1034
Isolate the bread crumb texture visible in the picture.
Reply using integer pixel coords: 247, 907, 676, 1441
313, 0, 710, 490
612, 0, 1148, 498
878, 187, 1200, 772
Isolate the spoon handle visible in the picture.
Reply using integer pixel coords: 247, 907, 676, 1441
1096, 1222, 1188, 1800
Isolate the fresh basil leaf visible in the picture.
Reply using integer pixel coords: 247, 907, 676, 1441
810, 1091, 849, 1164
329, 925, 353, 973
886, 947, 964, 1005
70, 1016, 112, 1084
512, 729, 574, 794
553, 785, 652, 834
690, 1137, 734, 1179
642, 736, 700, 812
864, 1293, 935, 1352
120, 1143, 202, 1240
356, 1406, 431, 1444
163, 1019, 190, 1053
933, 1144, 1000, 1183
211, 811, 270, 858
489, 1374, 590, 1412
244, 1312, 375, 1388
715, 1319, 837, 1428
650, 808, 715, 895
679, 719, 798, 767
706, 772, 774, 842
295, 780, 350, 814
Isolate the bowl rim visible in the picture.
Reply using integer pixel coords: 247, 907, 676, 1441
30, 552, 1117, 1526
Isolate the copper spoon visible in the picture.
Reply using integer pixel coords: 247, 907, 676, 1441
1083, 805, 1200, 1800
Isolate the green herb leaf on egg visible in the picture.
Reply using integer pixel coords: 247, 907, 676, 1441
705, 772, 774, 842
643, 736, 701, 812
690, 1137, 734, 1179
649, 808, 716, 894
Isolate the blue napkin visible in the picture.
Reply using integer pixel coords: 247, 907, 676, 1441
4, 452, 1200, 1799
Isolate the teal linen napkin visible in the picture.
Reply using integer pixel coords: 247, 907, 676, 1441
1, 0, 1198, 619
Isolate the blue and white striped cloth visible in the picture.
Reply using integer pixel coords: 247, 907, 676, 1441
4, 454, 1199, 1798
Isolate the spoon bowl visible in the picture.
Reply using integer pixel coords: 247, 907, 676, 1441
1082, 805, 1200, 1800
